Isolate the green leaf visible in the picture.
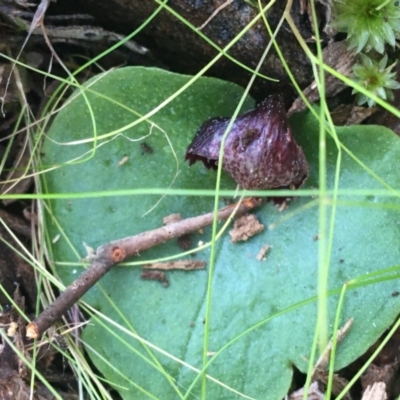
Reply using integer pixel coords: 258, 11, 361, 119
41, 67, 400, 400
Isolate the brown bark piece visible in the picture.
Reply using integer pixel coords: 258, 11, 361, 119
330, 104, 355, 126
330, 103, 378, 126
345, 106, 379, 126
288, 381, 323, 400
361, 362, 399, 395
141, 271, 169, 287
143, 260, 205, 270
362, 382, 387, 400
357, 328, 400, 397
288, 40, 357, 116
311, 319, 354, 400
0, 371, 30, 400
229, 214, 264, 243
312, 368, 352, 400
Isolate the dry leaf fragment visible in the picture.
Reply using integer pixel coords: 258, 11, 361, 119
345, 106, 378, 126
141, 271, 169, 287
362, 382, 387, 400
229, 214, 264, 242
361, 362, 399, 394
256, 244, 270, 261
163, 213, 182, 225
288, 381, 323, 400
278, 200, 289, 212
7, 322, 18, 337
142, 260, 206, 270
117, 156, 128, 166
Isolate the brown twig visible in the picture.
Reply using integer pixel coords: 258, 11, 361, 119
197, 0, 233, 30
26, 197, 261, 339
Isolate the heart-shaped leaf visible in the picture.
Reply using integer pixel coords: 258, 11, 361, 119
41, 67, 400, 400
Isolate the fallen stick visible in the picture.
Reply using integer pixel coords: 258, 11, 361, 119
26, 197, 261, 339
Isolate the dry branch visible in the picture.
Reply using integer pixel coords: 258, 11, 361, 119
26, 197, 261, 339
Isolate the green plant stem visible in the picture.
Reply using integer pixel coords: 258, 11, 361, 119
307, 0, 330, 355
201, 0, 287, 397
326, 284, 349, 400
376, 0, 392, 10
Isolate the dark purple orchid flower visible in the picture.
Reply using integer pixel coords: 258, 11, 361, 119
185, 94, 309, 190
